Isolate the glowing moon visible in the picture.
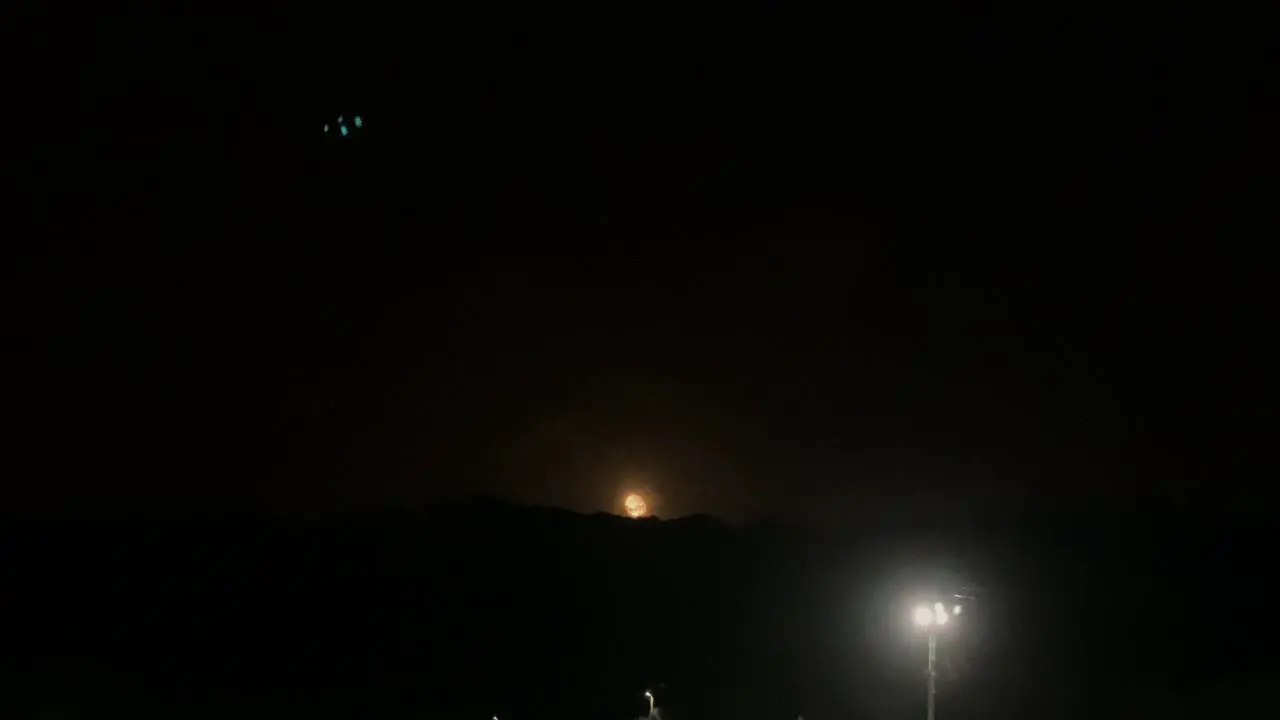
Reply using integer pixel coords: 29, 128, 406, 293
623, 493, 648, 518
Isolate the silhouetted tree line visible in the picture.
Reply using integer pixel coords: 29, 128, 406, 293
1, 498, 1273, 720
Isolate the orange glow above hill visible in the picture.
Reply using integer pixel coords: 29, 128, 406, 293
623, 493, 648, 518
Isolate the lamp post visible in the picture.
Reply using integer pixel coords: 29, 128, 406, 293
644, 690, 655, 718
913, 601, 961, 720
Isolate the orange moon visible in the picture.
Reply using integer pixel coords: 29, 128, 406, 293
623, 493, 648, 518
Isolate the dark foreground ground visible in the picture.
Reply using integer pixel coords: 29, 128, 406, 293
2, 499, 1273, 720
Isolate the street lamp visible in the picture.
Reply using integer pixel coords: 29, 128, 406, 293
644, 690, 655, 718
913, 601, 961, 720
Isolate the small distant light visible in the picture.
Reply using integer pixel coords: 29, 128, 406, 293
354, 115, 363, 128
337, 115, 343, 124
323, 124, 329, 133
340, 125, 348, 137
914, 606, 934, 626
954, 605, 963, 616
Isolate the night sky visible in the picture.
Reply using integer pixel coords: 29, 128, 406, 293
9, 6, 1271, 521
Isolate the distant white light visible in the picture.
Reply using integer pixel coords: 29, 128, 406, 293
323, 124, 329, 133
337, 115, 343, 124
934, 602, 949, 625
914, 606, 934, 626
954, 605, 963, 616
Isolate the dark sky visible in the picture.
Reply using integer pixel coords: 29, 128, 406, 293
9, 5, 1272, 521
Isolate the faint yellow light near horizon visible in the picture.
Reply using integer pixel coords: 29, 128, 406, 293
623, 493, 648, 518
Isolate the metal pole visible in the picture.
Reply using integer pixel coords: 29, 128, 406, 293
927, 630, 937, 720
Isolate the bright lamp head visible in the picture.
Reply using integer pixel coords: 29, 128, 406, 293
913, 606, 935, 626
934, 602, 949, 625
